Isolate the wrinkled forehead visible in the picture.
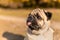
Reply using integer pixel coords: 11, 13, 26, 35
30, 8, 47, 20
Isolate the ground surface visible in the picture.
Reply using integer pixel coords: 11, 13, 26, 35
0, 8, 60, 40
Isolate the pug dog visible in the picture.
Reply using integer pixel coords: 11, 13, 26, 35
24, 8, 54, 40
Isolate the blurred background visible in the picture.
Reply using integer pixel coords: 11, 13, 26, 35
0, 0, 60, 40
0, 0, 60, 8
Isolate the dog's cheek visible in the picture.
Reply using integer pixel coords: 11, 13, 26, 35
38, 20, 44, 26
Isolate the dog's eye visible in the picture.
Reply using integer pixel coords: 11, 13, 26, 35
35, 13, 42, 20
37, 15, 41, 19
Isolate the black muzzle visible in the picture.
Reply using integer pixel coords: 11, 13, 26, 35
27, 14, 41, 30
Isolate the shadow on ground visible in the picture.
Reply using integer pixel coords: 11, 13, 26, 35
3, 32, 25, 40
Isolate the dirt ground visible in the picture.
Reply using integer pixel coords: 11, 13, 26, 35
0, 8, 60, 40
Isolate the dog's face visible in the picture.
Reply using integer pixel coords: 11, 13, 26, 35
26, 9, 52, 34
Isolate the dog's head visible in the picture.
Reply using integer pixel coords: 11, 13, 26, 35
26, 8, 52, 34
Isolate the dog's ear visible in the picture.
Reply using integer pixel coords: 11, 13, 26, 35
45, 12, 52, 20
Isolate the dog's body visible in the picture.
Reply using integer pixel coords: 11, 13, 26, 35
24, 8, 54, 40
24, 28, 53, 40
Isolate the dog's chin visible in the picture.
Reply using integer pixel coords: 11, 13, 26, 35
32, 30, 40, 35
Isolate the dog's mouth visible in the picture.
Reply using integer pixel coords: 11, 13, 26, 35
27, 21, 41, 31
